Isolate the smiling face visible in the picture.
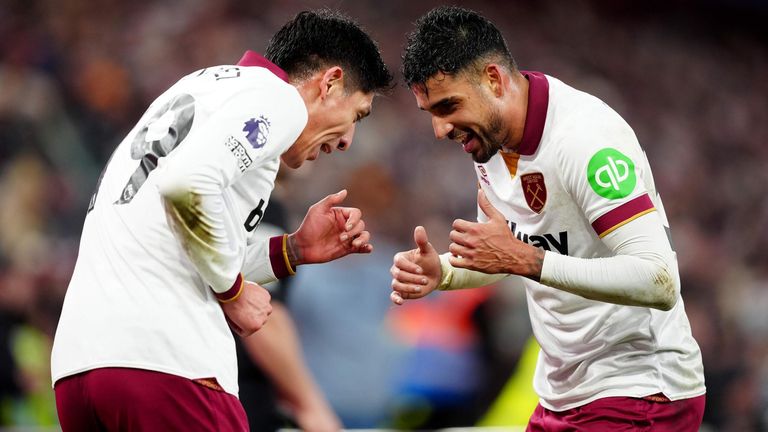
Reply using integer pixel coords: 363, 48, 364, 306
282, 67, 374, 168
413, 67, 522, 163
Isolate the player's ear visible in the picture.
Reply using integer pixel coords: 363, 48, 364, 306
484, 64, 505, 97
319, 66, 344, 99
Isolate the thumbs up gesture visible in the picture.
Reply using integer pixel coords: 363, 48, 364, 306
390, 226, 441, 305
448, 189, 544, 278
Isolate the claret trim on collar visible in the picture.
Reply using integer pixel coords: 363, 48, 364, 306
237, 50, 289, 83
518, 71, 549, 156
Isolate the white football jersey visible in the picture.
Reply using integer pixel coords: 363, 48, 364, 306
51, 52, 306, 396
475, 72, 705, 411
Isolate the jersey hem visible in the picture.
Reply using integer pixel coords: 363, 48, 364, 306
538, 386, 707, 412
52, 361, 239, 397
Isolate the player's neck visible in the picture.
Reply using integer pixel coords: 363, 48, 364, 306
502, 71, 529, 153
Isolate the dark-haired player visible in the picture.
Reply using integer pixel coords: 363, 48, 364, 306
52, 9, 391, 431
390, 6, 705, 430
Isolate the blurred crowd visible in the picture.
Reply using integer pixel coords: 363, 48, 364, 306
0, 0, 766, 430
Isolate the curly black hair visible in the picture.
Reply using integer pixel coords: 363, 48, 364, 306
402, 6, 516, 87
266, 9, 393, 94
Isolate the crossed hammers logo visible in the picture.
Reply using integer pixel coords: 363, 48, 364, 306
527, 182, 545, 208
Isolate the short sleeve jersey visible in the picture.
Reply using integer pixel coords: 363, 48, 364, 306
475, 72, 705, 411
50, 52, 306, 396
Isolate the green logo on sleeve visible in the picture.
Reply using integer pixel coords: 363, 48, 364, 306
587, 148, 636, 199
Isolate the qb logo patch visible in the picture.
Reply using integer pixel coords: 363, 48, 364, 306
242, 116, 270, 149
521, 172, 547, 213
587, 148, 636, 199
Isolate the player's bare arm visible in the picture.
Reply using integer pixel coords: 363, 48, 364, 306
390, 226, 441, 305
286, 189, 372, 267
449, 190, 544, 280
220, 280, 272, 337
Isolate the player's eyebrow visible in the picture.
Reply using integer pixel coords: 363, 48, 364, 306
421, 96, 461, 112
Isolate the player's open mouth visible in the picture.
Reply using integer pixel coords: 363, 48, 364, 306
457, 131, 478, 154
309, 143, 332, 160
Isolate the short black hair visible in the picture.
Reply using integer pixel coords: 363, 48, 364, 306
266, 9, 393, 94
402, 6, 516, 87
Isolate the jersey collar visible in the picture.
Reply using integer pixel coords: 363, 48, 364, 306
517, 71, 549, 156
237, 50, 289, 83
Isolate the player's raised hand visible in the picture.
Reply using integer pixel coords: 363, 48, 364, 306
449, 189, 543, 279
220, 281, 272, 337
390, 226, 441, 305
287, 189, 373, 266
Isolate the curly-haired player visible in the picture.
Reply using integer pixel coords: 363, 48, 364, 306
391, 6, 705, 431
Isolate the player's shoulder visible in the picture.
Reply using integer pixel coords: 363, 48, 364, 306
540, 76, 641, 176
547, 76, 625, 128
237, 65, 298, 95
548, 77, 634, 141
175, 65, 306, 129
177, 64, 299, 103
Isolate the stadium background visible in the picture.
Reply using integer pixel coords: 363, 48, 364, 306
0, 0, 766, 430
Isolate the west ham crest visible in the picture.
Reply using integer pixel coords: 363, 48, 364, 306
242, 116, 270, 149
521, 172, 547, 213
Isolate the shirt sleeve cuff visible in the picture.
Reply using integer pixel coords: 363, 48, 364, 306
437, 254, 456, 291
215, 273, 244, 303
269, 234, 296, 279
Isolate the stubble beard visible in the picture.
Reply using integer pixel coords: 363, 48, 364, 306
471, 108, 508, 164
